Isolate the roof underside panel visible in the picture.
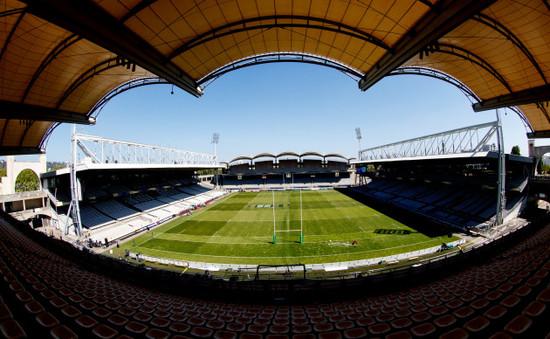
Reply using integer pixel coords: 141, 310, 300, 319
405, 53, 511, 99
404, 0, 550, 132
0, 0, 157, 154
18, 121, 51, 148
58, 64, 153, 113
486, 0, 550, 78
106, 0, 431, 80
0, 119, 32, 147
518, 103, 550, 132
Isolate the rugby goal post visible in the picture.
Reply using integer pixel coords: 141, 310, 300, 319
272, 190, 303, 244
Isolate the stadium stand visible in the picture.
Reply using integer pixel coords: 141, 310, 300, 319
92, 201, 139, 221
43, 165, 227, 245
222, 152, 354, 190
45, 181, 224, 248
82, 187, 110, 201
351, 179, 503, 228
78, 207, 113, 229
352, 155, 530, 230
279, 160, 299, 173
254, 161, 274, 174
0, 208, 548, 338
123, 194, 165, 212
75, 183, 225, 245
223, 174, 353, 190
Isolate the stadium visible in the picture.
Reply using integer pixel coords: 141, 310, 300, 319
1, 1, 550, 338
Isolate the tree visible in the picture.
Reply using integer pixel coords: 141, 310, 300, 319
511, 145, 521, 155
15, 169, 39, 192
50, 165, 66, 171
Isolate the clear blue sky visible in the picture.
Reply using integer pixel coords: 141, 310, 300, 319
42, 62, 531, 163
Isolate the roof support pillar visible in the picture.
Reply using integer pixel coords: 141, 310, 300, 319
0, 147, 44, 156
473, 84, 550, 112
0, 101, 96, 125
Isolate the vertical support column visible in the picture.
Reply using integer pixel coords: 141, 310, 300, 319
495, 110, 506, 226
38, 154, 46, 190
212, 133, 219, 189
300, 189, 303, 244
528, 139, 535, 157
69, 125, 82, 237
528, 139, 539, 176
6, 156, 14, 195
272, 190, 277, 244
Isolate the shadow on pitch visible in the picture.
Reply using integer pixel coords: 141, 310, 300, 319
336, 188, 454, 238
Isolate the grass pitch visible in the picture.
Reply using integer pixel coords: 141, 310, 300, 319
117, 190, 459, 265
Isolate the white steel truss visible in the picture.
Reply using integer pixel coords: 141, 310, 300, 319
74, 134, 217, 166
359, 121, 498, 162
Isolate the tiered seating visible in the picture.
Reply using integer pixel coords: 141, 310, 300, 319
77, 185, 221, 243
82, 187, 109, 200
222, 175, 353, 189
77, 183, 220, 233
124, 194, 164, 212
302, 160, 323, 171
352, 179, 522, 228
327, 161, 349, 172
154, 195, 175, 204
88, 215, 154, 244
159, 188, 190, 201
507, 177, 529, 192
79, 206, 113, 228
104, 185, 130, 196
120, 184, 213, 213
178, 185, 209, 195
93, 200, 138, 220
279, 160, 298, 172
254, 161, 274, 173
0, 211, 549, 338
48, 189, 70, 205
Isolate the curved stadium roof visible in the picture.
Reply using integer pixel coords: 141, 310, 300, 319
276, 152, 301, 159
300, 152, 325, 159
1, 0, 550, 155
229, 152, 350, 164
324, 153, 349, 161
252, 153, 277, 160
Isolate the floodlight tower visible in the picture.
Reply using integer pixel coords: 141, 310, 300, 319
212, 133, 219, 188
355, 127, 362, 160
